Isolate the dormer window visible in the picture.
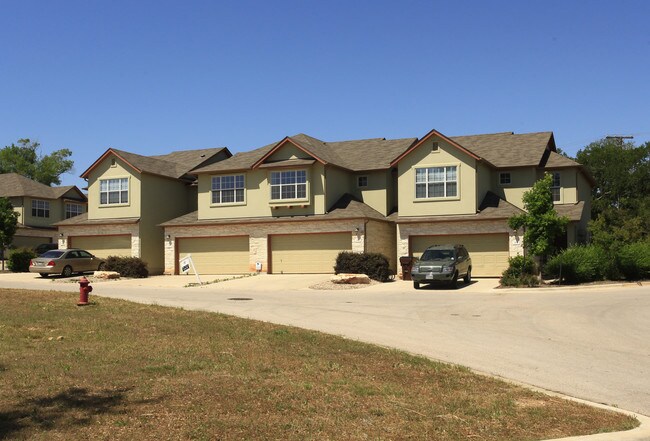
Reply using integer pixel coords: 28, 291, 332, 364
270, 170, 307, 200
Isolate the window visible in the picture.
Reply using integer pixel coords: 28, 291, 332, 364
357, 176, 368, 188
99, 178, 129, 205
270, 170, 307, 200
499, 172, 511, 185
415, 166, 458, 199
31, 199, 50, 218
65, 203, 84, 219
431, 142, 439, 152
212, 175, 245, 204
551, 172, 561, 202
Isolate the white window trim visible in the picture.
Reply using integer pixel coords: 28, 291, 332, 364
268, 169, 310, 204
357, 175, 368, 188
499, 172, 512, 187
99, 176, 130, 207
31, 199, 50, 218
210, 174, 247, 206
412, 163, 461, 201
550, 171, 562, 203
65, 202, 84, 219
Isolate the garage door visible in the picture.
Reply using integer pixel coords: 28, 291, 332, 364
69, 235, 131, 258
177, 236, 249, 274
411, 234, 509, 277
11, 236, 52, 250
270, 233, 352, 274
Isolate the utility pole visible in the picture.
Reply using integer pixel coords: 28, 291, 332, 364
605, 135, 634, 148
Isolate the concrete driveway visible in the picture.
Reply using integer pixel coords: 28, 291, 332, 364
2, 272, 649, 417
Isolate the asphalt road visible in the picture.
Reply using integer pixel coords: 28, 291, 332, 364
2, 273, 649, 416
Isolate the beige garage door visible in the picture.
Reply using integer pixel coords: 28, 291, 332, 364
411, 234, 509, 277
70, 235, 131, 258
177, 236, 249, 274
12, 236, 52, 249
271, 233, 352, 274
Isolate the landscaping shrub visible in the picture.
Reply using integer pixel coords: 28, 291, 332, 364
334, 251, 391, 282
544, 245, 611, 284
104, 256, 149, 278
500, 255, 539, 287
8, 248, 36, 272
617, 241, 650, 280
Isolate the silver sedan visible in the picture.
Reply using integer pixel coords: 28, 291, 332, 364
29, 249, 106, 278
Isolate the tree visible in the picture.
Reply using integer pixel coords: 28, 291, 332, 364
0, 139, 73, 186
576, 139, 650, 250
0, 197, 20, 270
508, 173, 569, 264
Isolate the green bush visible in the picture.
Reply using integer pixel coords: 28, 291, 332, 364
104, 256, 149, 278
8, 248, 36, 272
500, 255, 539, 287
544, 245, 610, 284
334, 252, 391, 282
617, 241, 650, 280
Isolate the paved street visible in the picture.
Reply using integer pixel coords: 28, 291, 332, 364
2, 273, 649, 416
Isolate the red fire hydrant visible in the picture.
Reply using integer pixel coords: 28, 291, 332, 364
78, 276, 93, 306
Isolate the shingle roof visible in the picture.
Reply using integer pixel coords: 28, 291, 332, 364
194, 135, 417, 174
450, 131, 554, 168
554, 201, 586, 221
160, 194, 388, 227
0, 173, 86, 201
543, 151, 582, 168
81, 147, 229, 180
54, 212, 140, 226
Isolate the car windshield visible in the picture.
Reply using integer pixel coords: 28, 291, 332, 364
421, 249, 455, 261
41, 250, 65, 258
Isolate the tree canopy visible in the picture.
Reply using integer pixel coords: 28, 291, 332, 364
576, 138, 650, 249
0, 139, 73, 186
0, 197, 20, 252
508, 173, 569, 260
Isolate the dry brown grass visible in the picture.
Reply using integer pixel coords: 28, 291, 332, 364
0, 288, 638, 440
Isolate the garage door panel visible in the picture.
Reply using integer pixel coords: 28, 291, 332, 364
271, 233, 352, 274
178, 236, 249, 274
411, 234, 509, 277
70, 235, 131, 258
12, 236, 52, 249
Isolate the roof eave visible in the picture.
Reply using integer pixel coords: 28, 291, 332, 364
80, 148, 143, 179
390, 129, 482, 167
251, 137, 328, 169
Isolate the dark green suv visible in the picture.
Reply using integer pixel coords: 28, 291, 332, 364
411, 244, 472, 289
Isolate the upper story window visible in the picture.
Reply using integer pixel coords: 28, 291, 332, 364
31, 199, 50, 218
415, 166, 457, 199
100, 178, 128, 205
551, 172, 561, 202
270, 170, 307, 200
65, 203, 84, 219
357, 176, 368, 188
499, 172, 511, 185
212, 175, 245, 204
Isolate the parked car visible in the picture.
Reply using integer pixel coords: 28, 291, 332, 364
411, 244, 472, 289
34, 243, 58, 255
29, 249, 106, 278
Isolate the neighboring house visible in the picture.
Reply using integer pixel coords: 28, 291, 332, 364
54, 147, 231, 274
0, 173, 87, 250
160, 129, 593, 277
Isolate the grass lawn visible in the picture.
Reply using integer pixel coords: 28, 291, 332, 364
0, 288, 638, 440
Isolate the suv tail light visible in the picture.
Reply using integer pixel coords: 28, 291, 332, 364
30, 259, 34, 266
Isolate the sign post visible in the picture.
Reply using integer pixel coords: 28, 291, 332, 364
179, 254, 202, 285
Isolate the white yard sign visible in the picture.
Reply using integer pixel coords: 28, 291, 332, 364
179, 254, 202, 285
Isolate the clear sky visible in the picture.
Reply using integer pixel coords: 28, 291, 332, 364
1, 0, 648, 189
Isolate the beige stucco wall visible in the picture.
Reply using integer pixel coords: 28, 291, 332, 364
397, 136, 477, 217
140, 173, 194, 274
353, 170, 392, 216
266, 143, 305, 161
493, 168, 537, 210
325, 166, 352, 210
87, 156, 141, 220
365, 220, 397, 271
198, 163, 326, 220
20, 196, 62, 228
9, 197, 24, 226
476, 163, 493, 210
163, 219, 368, 275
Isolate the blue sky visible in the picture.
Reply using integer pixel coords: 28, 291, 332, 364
1, 0, 648, 188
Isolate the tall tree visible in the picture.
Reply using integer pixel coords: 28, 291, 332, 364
576, 139, 650, 249
0, 139, 73, 185
0, 198, 20, 270
508, 173, 569, 264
